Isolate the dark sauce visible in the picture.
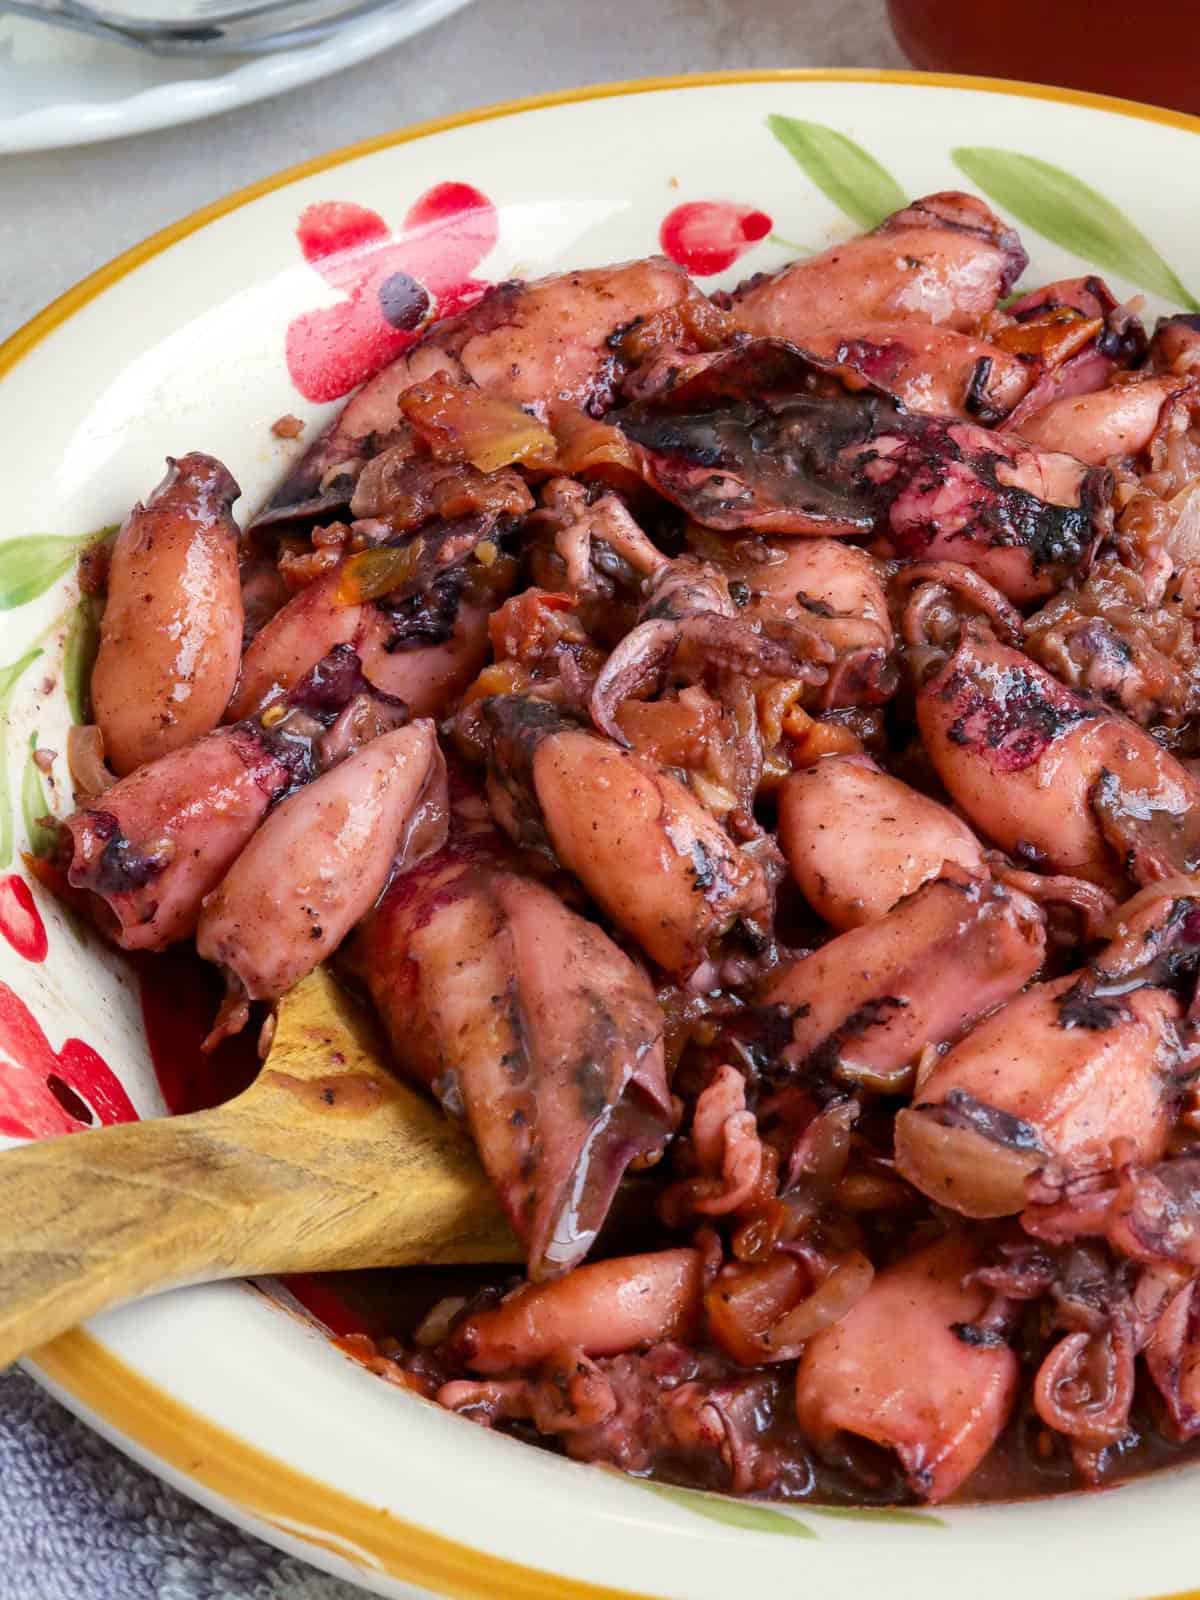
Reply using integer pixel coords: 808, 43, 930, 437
137, 949, 1200, 1508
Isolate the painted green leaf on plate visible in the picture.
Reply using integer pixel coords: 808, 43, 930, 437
951, 147, 1200, 311
0, 535, 87, 611
63, 594, 103, 725
21, 733, 56, 860
641, 1481, 816, 1537
0, 525, 116, 613
0, 647, 44, 870
766, 116, 907, 232
804, 1503, 944, 1527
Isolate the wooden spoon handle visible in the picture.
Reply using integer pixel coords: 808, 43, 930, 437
0, 1111, 281, 1368
0, 1096, 518, 1370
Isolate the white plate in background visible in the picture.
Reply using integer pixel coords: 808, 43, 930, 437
0, 0, 472, 152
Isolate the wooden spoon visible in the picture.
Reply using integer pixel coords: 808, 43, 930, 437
0, 966, 519, 1370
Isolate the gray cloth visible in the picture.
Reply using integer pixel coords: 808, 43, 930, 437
0, 1369, 369, 1599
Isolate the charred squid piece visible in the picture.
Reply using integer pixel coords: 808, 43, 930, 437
614, 341, 1111, 600
1012, 374, 1198, 467
589, 555, 833, 747
613, 340, 887, 537
778, 756, 985, 930
257, 257, 703, 522
894, 977, 1180, 1219
917, 629, 1200, 891
794, 1234, 1019, 1503
1151, 313, 1200, 377
196, 721, 448, 1036
479, 696, 773, 979
733, 191, 1027, 337
794, 321, 1032, 421
869, 418, 1111, 604
229, 515, 516, 722
360, 833, 674, 1278
91, 454, 244, 775
443, 1250, 704, 1373
762, 867, 1045, 1093
727, 539, 896, 710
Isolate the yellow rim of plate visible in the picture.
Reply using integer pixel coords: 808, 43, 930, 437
32, 1329, 655, 1600
7, 67, 1200, 1600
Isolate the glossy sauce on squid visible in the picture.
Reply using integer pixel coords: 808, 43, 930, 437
53, 202, 1200, 1510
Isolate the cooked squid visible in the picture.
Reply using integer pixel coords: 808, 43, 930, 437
616, 340, 1110, 600
794, 1235, 1019, 1503
197, 721, 448, 1014
480, 697, 772, 979
92, 453, 243, 774
917, 627, 1200, 890
763, 868, 1044, 1091
778, 756, 985, 928
733, 191, 1027, 336
55, 197, 1200, 1509
895, 979, 1180, 1217
360, 814, 673, 1278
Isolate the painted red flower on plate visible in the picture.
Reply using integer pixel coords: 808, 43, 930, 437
660, 200, 773, 277
286, 182, 499, 404
0, 873, 48, 964
0, 980, 136, 1140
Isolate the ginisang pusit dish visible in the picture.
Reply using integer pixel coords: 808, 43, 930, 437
40, 189, 1200, 1508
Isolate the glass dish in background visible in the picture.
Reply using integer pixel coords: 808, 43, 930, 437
887, 0, 1199, 116
4, 0, 409, 52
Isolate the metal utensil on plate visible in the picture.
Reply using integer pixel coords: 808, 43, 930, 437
1, 0, 409, 54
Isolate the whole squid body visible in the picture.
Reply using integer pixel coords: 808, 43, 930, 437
260, 256, 708, 522
359, 818, 674, 1278
612, 341, 1111, 602
894, 977, 1182, 1219
760, 865, 1045, 1092
896, 879, 1200, 1217
777, 755, 984, 929
917, 626, 1200, 891
91, 453, 245, 775
732, 191, 1028, 335
794, 1234, 1019, 1502
58, 647, 402, 952
476, 695, 773, 979
197, 721, 448, 1014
